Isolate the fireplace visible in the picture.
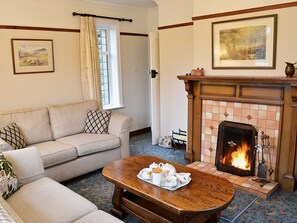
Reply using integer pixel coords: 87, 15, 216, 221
215, 121, 257, 176
177, 75, 297, 192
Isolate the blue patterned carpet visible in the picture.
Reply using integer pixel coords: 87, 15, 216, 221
64, 133, 297, 223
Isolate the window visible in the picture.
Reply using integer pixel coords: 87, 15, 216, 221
97, 21, 123, 109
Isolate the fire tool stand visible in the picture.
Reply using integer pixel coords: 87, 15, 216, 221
254, 131, 273, 186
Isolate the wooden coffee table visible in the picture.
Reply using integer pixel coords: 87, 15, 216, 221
103, 156, 235, 223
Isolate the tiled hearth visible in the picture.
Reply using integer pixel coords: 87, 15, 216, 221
188, 161, 278, 198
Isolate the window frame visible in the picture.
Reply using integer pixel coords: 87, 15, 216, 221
97, 20, 123, 110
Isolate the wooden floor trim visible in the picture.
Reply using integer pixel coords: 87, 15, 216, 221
130, 127, 151, 137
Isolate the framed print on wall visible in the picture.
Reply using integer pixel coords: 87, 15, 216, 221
212, 14, 277, 69
11, 39, 55, 74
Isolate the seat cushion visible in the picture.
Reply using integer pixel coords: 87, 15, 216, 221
7, 177, 97, 223
74, 210, 124, 223
56, 133, 120, 156
32, 141, 77, 168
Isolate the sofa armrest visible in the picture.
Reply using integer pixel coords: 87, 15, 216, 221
108, 112, 132, 158
3, 147, 45, 185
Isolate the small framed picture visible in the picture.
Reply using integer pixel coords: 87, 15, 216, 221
212, 14, 277, 69
11, 39, 55, 74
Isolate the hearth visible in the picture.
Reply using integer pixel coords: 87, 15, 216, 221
215, 121, 257, 176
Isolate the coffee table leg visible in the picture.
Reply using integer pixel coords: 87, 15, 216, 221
111, 186, 126, 218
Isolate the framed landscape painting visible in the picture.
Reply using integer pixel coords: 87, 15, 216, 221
212, 15, 277, 69
11, 39, 55, 74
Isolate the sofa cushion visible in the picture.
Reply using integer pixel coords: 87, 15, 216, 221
48, 100, 99, 139
7, 177, 97, 223
3, 147, 45, 185
56, 133, 120, 156
0, 197, 24, 223
0, 138, 12, 152
0, 155, 22, 199
32, 141, 77, 168
84, 110, 111, 134
0, 123, 26, 150
73, 210, 124, 223
0, 108, 53, 145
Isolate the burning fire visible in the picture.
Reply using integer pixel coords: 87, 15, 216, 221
231, 143, 250, 170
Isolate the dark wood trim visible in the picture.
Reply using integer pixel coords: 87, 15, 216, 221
193, 2, 297, 21
0, 25, 80, 33
158, 22, 193, 30
130, 127, 151, 137
120, 32, 148, 37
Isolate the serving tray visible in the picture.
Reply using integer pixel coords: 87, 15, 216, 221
137, 171, 191, 191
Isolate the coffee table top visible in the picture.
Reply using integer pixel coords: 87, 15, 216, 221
103, 156, 235, 215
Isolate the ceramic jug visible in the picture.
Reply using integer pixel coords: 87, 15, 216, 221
285, 62, 296, 78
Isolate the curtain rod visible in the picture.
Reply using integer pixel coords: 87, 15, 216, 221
72, 12, 133, 22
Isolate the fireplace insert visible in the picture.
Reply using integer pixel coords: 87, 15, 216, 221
215, 121, 257, 176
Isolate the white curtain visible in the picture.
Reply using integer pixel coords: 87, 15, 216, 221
80, 16, 102, 109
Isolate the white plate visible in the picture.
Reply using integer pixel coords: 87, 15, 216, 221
137, 170, 191, 191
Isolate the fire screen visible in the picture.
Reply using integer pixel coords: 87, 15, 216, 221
215, 121, 257, 176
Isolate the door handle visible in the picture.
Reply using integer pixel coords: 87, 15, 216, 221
150, 69, 158, 78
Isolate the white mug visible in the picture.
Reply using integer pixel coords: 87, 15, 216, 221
141, 168, 152, 180
151, 167, 163, 185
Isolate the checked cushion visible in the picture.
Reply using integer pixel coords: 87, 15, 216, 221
84, 110, 111, 134
0, 123, 26, 150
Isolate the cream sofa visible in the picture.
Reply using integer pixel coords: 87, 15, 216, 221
1, 147, 123, 223
0, 100, 132, 182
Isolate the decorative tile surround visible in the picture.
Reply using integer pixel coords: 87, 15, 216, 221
201, 100, 281, 181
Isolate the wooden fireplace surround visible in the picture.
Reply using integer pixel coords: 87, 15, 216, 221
177, 75, 297, 192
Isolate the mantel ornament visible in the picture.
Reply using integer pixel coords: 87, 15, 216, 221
285, 62, 296, 78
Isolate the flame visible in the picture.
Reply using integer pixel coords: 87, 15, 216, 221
231, 143, 250, 170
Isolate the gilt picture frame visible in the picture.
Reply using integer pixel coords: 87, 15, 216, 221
11, 39, 55, 74
212, 14, 277, 69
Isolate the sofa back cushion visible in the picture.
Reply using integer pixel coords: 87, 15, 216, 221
48, 100, 99, 139
0, 108, 53, 145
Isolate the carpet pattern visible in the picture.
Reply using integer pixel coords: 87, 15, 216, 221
64, 133, 297, 223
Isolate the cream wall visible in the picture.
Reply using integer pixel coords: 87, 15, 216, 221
159, 26, 193, 136
194, 5, 297, 77
157, 0, 297, 137
0, 0, 152, 131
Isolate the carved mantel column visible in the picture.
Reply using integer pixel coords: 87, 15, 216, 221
184, 81, 194, 162
282, 84, 297, 192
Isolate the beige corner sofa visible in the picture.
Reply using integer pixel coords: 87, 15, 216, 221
2, 147, 124, 223
0, 100, 132, 182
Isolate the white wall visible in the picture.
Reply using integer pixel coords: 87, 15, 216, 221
157, 0, 297, 137
0, 0, 152, 131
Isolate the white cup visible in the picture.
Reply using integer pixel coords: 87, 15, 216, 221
151, 167, 163, 185
165, 175, 177, 187
176, 172, 191, 184
141, 168, 152, 180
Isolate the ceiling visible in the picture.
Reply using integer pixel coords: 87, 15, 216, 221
93, 0, 157, 8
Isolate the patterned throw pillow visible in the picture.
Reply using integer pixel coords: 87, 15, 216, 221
84, 110, 111, 134
0, 123, 26, 150
0, 154, 22, 199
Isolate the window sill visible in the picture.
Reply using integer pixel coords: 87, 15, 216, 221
103, 105, 125, 111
